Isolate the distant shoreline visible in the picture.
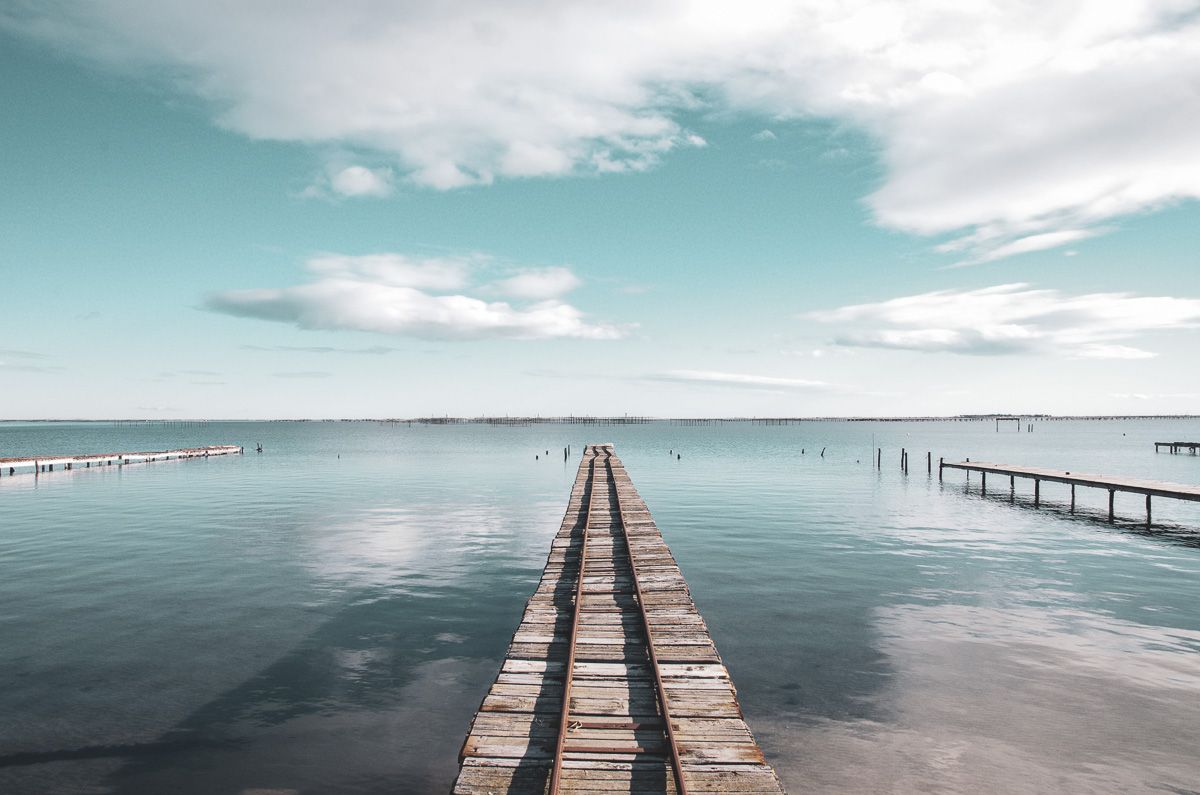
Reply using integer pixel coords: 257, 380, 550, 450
3, 415, 1200, 424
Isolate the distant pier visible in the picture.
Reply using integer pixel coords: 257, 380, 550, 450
1155, 441, 1200, 454
0, 445, 242, 477
454, 444, 785, 795
940, 459, 1200, 527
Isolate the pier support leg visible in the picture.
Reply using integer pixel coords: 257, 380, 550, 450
938, 457, 943, 482
1010, 475, 1015, 501
927, 452, 931, 475
1034, 479, 1040, 508
877, 448, 881, 469
982, 472, 987, 496
1070, 485, 1075, 513
1146, 494, 1152, 528
1108, 490, 1115, 522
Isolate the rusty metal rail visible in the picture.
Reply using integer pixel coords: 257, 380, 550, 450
608, 452, 689, 795
454, 444, 785, 794
547, 448, 597, 794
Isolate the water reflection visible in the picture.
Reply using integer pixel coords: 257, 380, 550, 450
766, 603, 1200, 793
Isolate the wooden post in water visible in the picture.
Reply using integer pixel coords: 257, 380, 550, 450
877, 448, 881, 469
1070, 484, 1076, 513
938, 457, 943, 481
982, 471, 987, 496
1146, 494, 1152, 528
1034, 479, 1040, 508
1108, 490, 1115, 522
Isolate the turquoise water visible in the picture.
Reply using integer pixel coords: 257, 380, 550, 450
2, 420, 1199, 793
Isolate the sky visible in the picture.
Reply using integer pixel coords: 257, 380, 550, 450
1, 1, 1199, 419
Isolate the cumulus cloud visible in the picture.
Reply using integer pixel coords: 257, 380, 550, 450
654, 370, 830, 389
6, 2, 1199, 260
206, 254, 620, 341
490, 267, 582, 299
810, 283, 1200, 358
329, 165, 393, 197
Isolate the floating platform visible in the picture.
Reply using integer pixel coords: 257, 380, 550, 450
940, 459, 1200, 526
454, 444, 785, 794
0, 445, 243, 477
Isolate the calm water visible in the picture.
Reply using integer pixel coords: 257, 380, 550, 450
2, 420, 1199, 794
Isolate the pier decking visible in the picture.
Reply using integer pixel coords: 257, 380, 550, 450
940, 460, 1200, 526
1156, 441, 1200, 454
454, 444, 785, 795
0, 445, 242, 476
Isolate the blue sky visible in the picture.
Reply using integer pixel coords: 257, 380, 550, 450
2, 2, 1199, 419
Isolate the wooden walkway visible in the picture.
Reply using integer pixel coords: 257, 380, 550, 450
1156, 441, 1200, 454
0, 445, 242, 477
454, 444, 785, 794
940, 459, 1200, 526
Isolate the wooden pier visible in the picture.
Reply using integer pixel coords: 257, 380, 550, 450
454, 444, 785, 795
939, 459, 1200, 527
0, 445, 242, 477
1156, 441, 1200, 454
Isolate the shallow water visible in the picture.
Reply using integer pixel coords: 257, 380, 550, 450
1, 419, 1199, 793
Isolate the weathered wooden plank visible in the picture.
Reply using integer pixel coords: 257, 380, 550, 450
455, 444, 785, 794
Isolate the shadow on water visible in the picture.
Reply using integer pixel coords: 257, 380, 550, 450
71, 577, 532, 794
487, 469, 594, 794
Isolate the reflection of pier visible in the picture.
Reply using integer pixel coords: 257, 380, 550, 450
940, 459, 1200, 527
0, 445, 242, 477
1155, 441, 1200, 454
454, 444, 784, 795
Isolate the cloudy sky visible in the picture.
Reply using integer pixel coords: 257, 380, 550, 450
2, 1, 1199, 418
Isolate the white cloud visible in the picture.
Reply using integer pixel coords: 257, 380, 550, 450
655, 370, 830, 389
939, 229, 1105, 267
329, 165, 393, 197
810, 283, 1200, 358
305, 253, 470, 290
490, 267, 582, 300
7, 2, 1200, 261
207, 254, 619, 341
752, 129, 778, 141
1112, 391, 1200, 400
